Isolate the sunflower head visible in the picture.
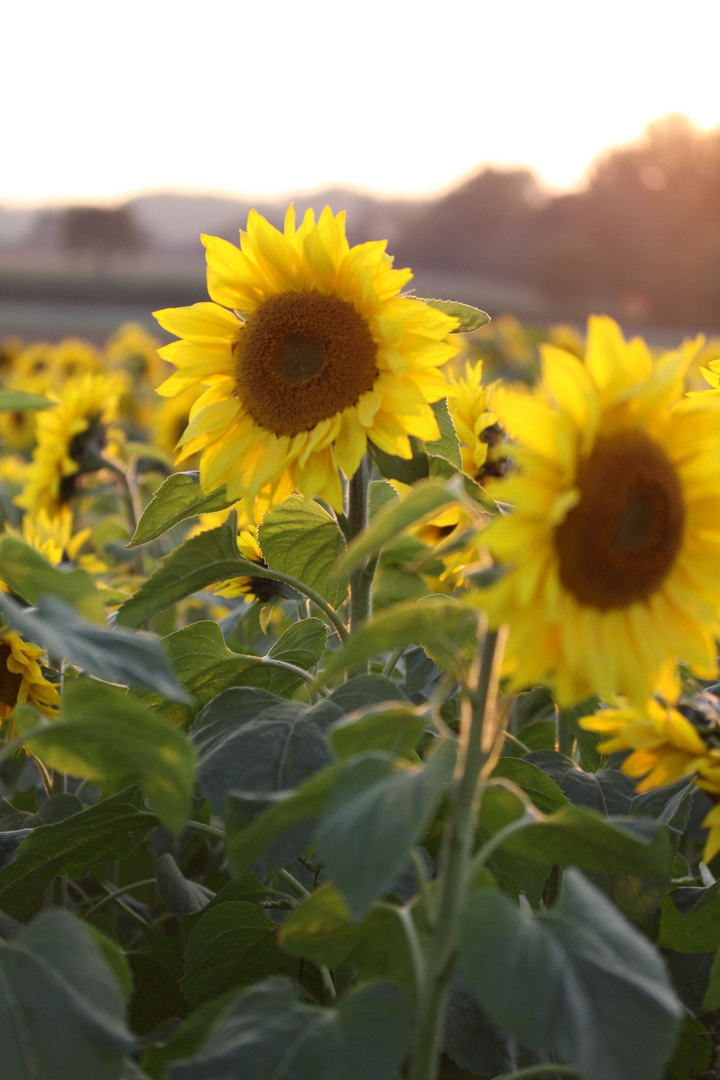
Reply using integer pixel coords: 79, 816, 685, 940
480, 315, 720, 707
15, 373, 123, 514
0, 630, 59, 737
154, 205, 459, 510
447, 359, 508, 484
582, 692, 720, 863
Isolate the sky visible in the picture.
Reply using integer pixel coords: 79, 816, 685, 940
4, 0, 720, 207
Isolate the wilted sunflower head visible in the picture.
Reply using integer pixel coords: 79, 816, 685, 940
480, 315, 720, 707
153, 205, 459, 511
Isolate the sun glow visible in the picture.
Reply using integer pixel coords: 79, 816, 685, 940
4, 0, 720, 206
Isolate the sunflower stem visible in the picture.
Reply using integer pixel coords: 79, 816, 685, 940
408, 628, 504, 1080
347, 454, 373, 644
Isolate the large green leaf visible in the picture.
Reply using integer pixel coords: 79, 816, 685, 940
490, 758, 569, 814
258, 495, 347, 607
0, 389, 53, 411
425, 398, 462, 476
0, 909, 132, 1080
0, 536, 105, 621
117, 520, 256, 628
315, 740, 457, 920
0, 790, 153, 919
502, 802, 674, 877
0, 593, 188, 700
340, 479, 458, 574
167, 978, 410, 1080
279, 884, 416, 999
24, 679, 196, 833
328, 674, 408, 712
459, 870, 682, 1080
181, 901, 292, 1007
225, 763, 344, 878
192, 688, 340, 813
417, 297, 491, 332
658, 882, 720, 953
328, 703, 427, 761
139, 618, 330, 723
321, 596, 478, 678
129, 472, 233, 547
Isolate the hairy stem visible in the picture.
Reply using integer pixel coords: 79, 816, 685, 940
408, 628, 504, 1080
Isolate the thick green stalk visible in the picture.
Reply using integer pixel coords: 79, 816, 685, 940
347, 454, 372, 633
408, 628, 503, 1080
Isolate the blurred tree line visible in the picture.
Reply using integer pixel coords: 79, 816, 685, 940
394, 115, 720, 327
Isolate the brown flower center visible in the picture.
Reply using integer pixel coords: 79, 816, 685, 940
0, 644, 23, 708
554, 430, 685, 611
236, 291, 379, 437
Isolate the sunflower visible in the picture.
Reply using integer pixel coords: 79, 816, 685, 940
0, 630, 59, 736
447, 359, 508, 484
190, 506, 293, 604
49, 338, 102, 382
105, 322, 166, 386
480, 316, 720, 707
2, 506, 105, 577
16, 373, 123, 515
581, 695, 720, 863
153, 205, 459, 511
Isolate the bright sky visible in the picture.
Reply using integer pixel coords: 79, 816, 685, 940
4, 0, 720, 207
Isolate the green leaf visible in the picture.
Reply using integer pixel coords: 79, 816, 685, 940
280, 884, 416, 999
458, 869, 682, 1080
0, 593, 188, 700
181, 901, 292, 1007
258, 495, 347, 607
315, 740, 457, 920
24, 679, 196, 833
0, 536, 105, 621
86, 924, 135, 1003
116, 519, 255, 628
503, 804, 675, 877
328, 674, 408, 712
340, 479, 459, 574
129, 472, 233, 547
525, 751, 636, 814
192, 688, 340, 814
417, 297, 491, 332
225, 763, 344, 878
658, 882, 720, 953
425, 398, 462, 473
328, 703, 427, 761
369, 439, 429, 485
664, 1012, 714, 1080
0, 909, 132, 1080
139, 618, 330, 723
490, 758, 570, 814
0, 790, 153, 919
703, 945, 720, 1010
322, 596, 478, 679
368, 479, 399, 519
0, 389, 53, 411
167, 977, 410, 1080
128, 937, 188, 1036
156, 853, 214, 918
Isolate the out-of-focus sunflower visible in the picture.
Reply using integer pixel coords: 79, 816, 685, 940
480, 316, 720, 707
581, 694, 720, 863
447, 359, 508, 484
0, 401, 39, 452
0, 630, 59, 736
105, 322, 166, 386
191, 506, 293, 604
0, 337, 24, 376
2, 506, 105, 576
49, 338, 102, 382
154, 205, 459, 511
16, 373, 123, 515
14, 343, 54, 388
154, 387, 203, 459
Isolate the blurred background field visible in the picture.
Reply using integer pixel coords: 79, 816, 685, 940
2, 116, 720, 346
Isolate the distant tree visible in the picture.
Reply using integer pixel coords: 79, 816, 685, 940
61, 205, 145, 262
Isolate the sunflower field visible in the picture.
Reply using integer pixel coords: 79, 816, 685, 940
1, 206, 720, 1080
